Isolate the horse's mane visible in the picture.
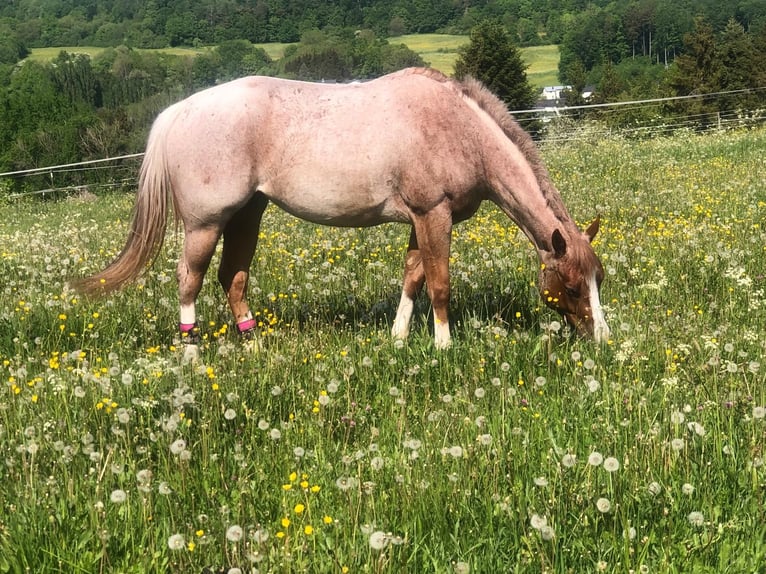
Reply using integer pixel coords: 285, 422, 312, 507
404, 68, 571, 226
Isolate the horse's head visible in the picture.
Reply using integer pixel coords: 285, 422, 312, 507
538, 217, 610, 342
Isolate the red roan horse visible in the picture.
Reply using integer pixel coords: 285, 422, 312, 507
76, 68, 610, 355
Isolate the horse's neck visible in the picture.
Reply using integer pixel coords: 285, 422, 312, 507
488, 162, 576, 254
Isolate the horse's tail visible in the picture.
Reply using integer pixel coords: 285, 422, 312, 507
74, 108, 177, 296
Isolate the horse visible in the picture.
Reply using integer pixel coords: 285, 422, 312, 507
75, 67, 610, 354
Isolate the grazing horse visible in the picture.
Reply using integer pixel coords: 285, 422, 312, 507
75, 68, 610, 352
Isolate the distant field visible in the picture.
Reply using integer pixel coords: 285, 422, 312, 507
521, 45, 561, 90
27, 35, 560, 89
26, 45, 206, 61
389, 33, 467, 74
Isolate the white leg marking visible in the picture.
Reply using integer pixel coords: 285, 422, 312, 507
589, 272, 610, 343
392, 292, 415, 340
434, 317, 451, 350
180, 303, 196, 325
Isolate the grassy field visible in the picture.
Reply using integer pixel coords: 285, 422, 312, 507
2, 125, 764, 573
391, 35, 560, 88
27, 35, 559, 89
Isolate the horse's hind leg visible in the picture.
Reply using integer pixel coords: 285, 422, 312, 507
218, 193, 269, 338
392, 227, 425, 341
177, 226, 222, 360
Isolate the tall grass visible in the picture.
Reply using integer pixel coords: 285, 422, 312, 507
0, 126, 764, 573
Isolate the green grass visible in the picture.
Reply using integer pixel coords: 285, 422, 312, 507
3, 126, 764, 573
521, 45, 561, 89
25, 45, 207, 61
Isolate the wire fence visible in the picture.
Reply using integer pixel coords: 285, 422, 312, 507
1, 87, 764, 198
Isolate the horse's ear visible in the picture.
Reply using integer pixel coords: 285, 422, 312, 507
585, 216, 601, 243
551, 229, 567, 258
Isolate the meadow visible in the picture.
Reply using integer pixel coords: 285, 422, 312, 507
1, 124, 765, 573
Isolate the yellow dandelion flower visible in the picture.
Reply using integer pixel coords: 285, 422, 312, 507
323, 515, 333, 525
304, 525, 314, 535
281, 517, 291, 528
294, 503, 305, 514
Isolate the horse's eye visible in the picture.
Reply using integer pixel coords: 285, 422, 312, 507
565, 287, 580, 298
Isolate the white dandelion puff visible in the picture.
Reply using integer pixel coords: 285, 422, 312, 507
596, 497, 611, 513
530, 514, 547, 530
562, 453, 577, 468
170, 439, 187, 455
167, 534, 185, 550
369, 530, 389, 550
226, 525, 244, 542
109, 489, 127, 504
687, 511, 704, 527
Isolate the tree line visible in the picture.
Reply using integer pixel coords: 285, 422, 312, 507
2, 0, 765, 53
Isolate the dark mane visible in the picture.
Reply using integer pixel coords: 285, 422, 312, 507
407, 68, 571, 226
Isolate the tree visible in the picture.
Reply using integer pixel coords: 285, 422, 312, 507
666, 17, 722, 124
453, 20, 536, 111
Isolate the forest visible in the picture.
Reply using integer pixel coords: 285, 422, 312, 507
0, 0, 765, 191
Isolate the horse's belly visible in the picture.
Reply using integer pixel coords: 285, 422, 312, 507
261, 182, 410, 227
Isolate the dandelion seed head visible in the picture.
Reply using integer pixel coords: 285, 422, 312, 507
226, 525, 244, 542
596, 497, 611, 513
671, 438, 685, 452
530, 514, 547, 530
682, 483, 695, 496
369, 530, 389, 550
603, 457, 620, 472
688, 511, 704, 527
588, 452, 604, 466
449, 445, 463, 458
167, 534, 185, 550
170, 439, 187, 455
110, 489, 127, 504
562, 453, 577, 468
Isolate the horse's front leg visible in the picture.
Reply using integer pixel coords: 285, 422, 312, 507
178, 227, 222, 362
392, 227, 425, 341
410, 208, 453, 349
218, 194, 269, 342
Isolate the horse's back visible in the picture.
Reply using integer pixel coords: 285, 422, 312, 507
159, 69, 487, 227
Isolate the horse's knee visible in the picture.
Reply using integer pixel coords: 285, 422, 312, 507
428, 282, 450, 310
